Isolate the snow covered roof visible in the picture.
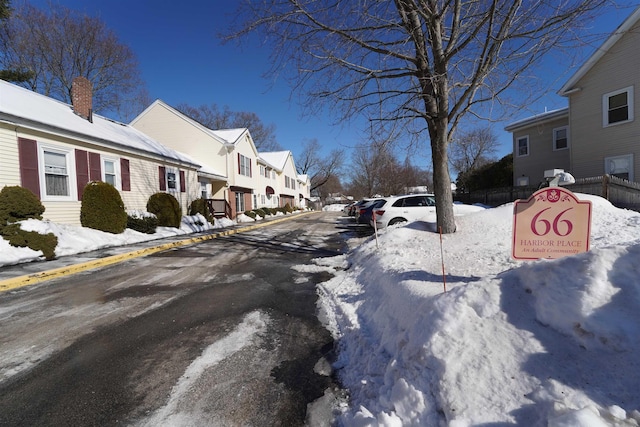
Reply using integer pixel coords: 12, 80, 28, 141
0, 80, 199, 168
504, 107, 568, 132
211, 128, 247, 145
558, 6, 640, 96
258, 151, 291, 172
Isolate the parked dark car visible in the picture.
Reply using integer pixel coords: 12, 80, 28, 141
357, 199, 387, 225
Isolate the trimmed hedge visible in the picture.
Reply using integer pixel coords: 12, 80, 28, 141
188, 198, 214, 223
80, 181, 127, 234
127, 213, 158, 234
0, 185, 45, 224
0, 186, 57, 260
147, 192, 181, 228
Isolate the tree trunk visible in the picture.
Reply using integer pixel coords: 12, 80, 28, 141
430, 124, 456, 234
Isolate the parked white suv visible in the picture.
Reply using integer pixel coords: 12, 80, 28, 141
371, 193, 436, 228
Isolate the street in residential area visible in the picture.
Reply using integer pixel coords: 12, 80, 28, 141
0, 211, 358, 426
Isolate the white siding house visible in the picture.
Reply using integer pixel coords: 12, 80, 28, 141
0, 78, 201, 226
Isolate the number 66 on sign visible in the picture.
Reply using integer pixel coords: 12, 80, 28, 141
512, 187, 592, 260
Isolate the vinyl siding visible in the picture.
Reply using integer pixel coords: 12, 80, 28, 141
0, 125, 22, 187
511, 116, 571, 186
132, 103, 228, 177
568, 21, 640, 181
2, 126, 199, 224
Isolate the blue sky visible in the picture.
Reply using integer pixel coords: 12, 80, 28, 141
28, 1, 639, 172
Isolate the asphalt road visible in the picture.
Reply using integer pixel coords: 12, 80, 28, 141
0, 211, 359, 426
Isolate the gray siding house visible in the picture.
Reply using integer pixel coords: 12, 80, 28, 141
506, 6, 640, 186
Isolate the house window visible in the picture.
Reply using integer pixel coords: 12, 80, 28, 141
200, 181, 207, 199
253, 194, 257, 209
235, 191, 245, 213
603, 86, 634, 126
102, 157, 119, 188
605, 154, 633, 181
239, 154, 251, 177
285, 176, 290, 188
516, 136, 529, 157
167, 171, 177, 190
39, 145, 75, 200
553, 127, 569, 150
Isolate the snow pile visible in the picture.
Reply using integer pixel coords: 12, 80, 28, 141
317, 194, 640, 426
324, 204, 348, 212
1, 214, 237, 267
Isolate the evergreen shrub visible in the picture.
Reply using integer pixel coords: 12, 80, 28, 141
1, 224, 57, 260
188, 198, 213, 223
147, 192, 181, 228
0, 186, 45, 223
126, 212, 158, 234
80, 181, 127, 234
0, 186, 57, 260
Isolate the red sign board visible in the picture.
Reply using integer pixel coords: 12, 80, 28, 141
512, 187, 592, 260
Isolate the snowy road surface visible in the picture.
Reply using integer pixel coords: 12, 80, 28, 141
0, 212, 350, 426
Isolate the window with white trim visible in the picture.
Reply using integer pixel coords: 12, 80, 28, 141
39, 144, 76, 200
603, 86, 634, 126
164, 167, 179, 191
235, 192, 245, 213
102, 157, 119, 188
605, 154, 634, 181
516, 136, 529, 157
553, 127, 569, 151
239, 154, 251, 177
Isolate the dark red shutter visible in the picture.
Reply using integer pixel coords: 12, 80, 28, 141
75, 149, 89, 200
121, 158, 130, 191
179, 170, 186, 193
89, 152, 101, 181
249, 159, 252, 177
159, 166, 166, 191
237, 153, 241, 174
18, 138, 40, 199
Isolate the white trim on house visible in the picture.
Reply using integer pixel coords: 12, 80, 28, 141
38, 142, 78, 202
516, 135, 530, 157
558, 6, 640, 96
553, 126, 569, 151
602, 86, 634, 127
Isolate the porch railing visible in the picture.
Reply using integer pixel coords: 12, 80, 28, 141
206, 199, 232, 219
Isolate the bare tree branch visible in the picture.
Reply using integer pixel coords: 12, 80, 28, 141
226, 0, 611, 232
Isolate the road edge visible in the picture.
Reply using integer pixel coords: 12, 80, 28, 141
0, 211, 316, 293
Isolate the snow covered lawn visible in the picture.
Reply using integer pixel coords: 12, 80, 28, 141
316, 196, 640, 426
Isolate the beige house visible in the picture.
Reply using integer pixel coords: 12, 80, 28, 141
211, 128, 261, 217
507, 6, 640, 186
0, 78, 201, 226
258, 151, 303, 209
130, 100, 228, 201
505, 108, 570, 187
132, 101, 264, 218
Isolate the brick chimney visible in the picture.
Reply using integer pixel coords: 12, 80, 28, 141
71, 76, 93, 122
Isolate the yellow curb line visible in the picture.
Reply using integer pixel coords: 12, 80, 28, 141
0, 211, 316, 293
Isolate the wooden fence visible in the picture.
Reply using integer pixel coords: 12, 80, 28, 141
455, 175, 640, 212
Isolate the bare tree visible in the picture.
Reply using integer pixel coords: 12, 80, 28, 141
296, 138, 344, 195
228, 0, 609, 233
176, 103, 281, 151
0, 1, 146, 118
449, 127, 499, 177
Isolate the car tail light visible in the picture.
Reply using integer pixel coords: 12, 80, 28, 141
374, 210, 385, 216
